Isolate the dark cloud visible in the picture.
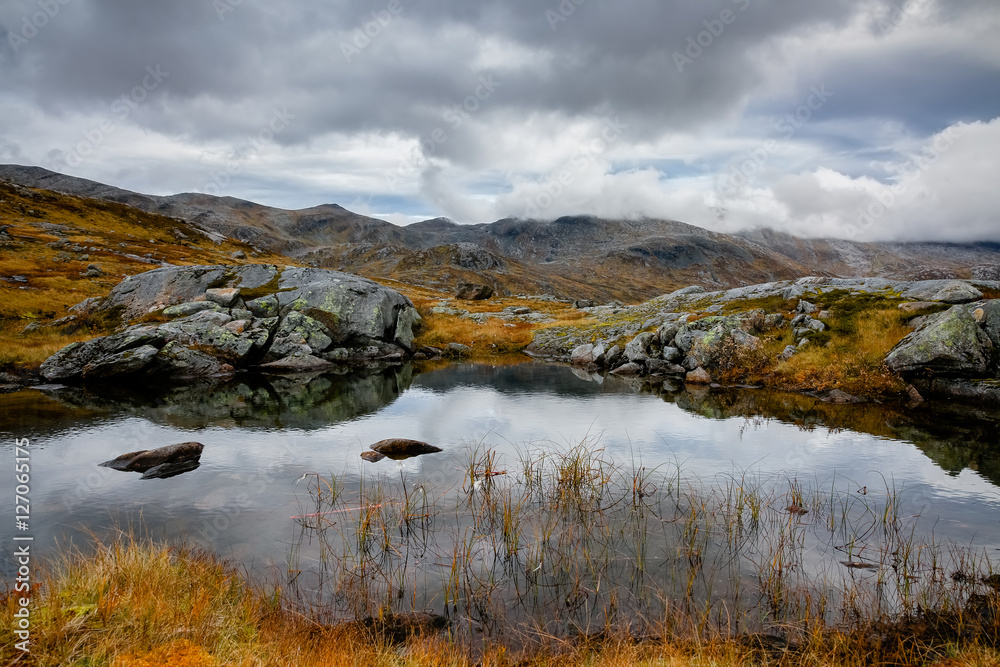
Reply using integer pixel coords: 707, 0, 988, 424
0, 0, 997, 240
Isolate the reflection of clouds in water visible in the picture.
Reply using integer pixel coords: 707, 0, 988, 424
13, 369, 1000, 578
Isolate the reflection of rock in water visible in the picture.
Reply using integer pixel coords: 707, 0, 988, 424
37, 364, 415, 430
633, 380, 1000, 487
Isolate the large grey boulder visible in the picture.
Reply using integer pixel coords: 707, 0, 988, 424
40, 265, 422, 382
274, 267, 419, 346
903, 280, 983, 304
96, 264, 279, 321
40, 327, 164, 381
886, 306, 994, 377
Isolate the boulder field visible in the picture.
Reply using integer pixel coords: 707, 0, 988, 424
528, 277, 1000, 401
40, 264, 422, 382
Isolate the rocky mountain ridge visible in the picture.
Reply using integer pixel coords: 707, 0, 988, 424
2, 164, 999, 303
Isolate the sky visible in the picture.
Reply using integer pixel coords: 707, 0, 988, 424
1, 0, 998, 242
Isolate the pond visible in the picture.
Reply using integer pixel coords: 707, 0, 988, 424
3, 362, 999, 638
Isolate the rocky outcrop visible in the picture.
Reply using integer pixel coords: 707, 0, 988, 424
886, 304, 995, 377
40, 265, 421, 382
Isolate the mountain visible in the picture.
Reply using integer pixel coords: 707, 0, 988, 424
2, 164, 998, 302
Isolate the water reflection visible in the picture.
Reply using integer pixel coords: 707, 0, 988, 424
0, 361, 998, 588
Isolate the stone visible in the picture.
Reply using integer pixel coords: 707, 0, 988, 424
205, 287, 240, 307
662, 346, 683, 362
140, 459, 201, 480
259, 354, 334, 373
81, 345, 161, 379
657, 321, 682, 347
273, 267, 417, 346
163, 301, 227, 318
604, 345, 622, 368
903, 280, 983, 304
646, 359, 686, 377
246, 295, 280, 318
445, 343, 472, 357
393, 306, 422, 351
886, 306, 993, 377
899, 302, 938, 314
573, 299, 597, 309
686, 367, 712, 384
95, 264, 280, 322
68, 297, 102, 313
40, 327, 163, 381
571, 344, 597, 367
455, 283, 493, 301
906, 384, 924, 404
361, 450, 386, 463
625, 332, 656, 363
231, 250, 247, 260
977, 300, 1000, 350
154, 342, 235, 378
100, 441, 204, 473
822, 389, 864, 404
269, 311, 333, 357
610, 362, 642, 376
778, 345, 798, 361
797, 300, 818, 314
370, 439, 442, 459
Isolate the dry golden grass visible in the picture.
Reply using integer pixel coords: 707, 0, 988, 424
4, 536, 997, 667
769, 308, 911, 398
0, 180, 296, 370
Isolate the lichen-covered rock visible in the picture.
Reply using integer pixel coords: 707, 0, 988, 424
40, 327, 164, 381
886, 306, 994, 377
40, 265, 420, 382
259, 354, 333, 373
97, 264, 279, 322
455, 283, 493, 300
154, 341, 235, 378
625, 332, 656, 363
246, 295, 280, 318
903, 280, 984, 304
274, 267, 415, 346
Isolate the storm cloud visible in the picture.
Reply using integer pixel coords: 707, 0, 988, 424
1, 0, 997, 240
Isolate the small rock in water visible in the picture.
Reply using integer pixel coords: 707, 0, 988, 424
370, 438, 442, 459
100, 441, 204, 473
360, 451, 387, 463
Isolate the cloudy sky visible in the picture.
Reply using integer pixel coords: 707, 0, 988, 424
1, 0, 998, 241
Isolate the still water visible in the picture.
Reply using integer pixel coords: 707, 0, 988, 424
2, 362, 999, 583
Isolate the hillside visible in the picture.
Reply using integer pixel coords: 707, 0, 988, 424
2, 164, 1000, 304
